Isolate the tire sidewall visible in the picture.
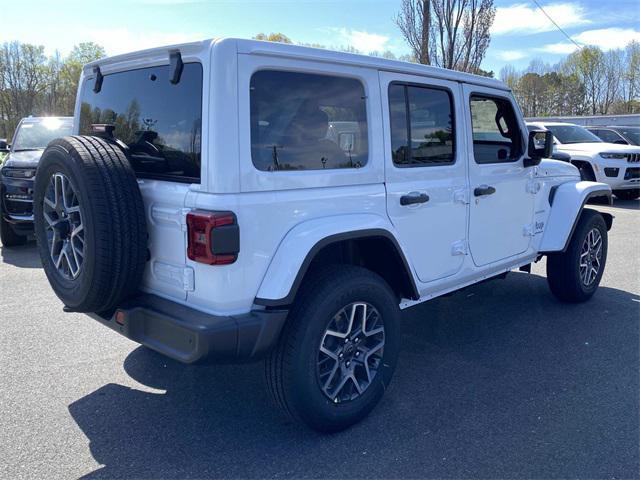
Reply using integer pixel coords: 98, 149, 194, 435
569, 212, 608, 297
287, 274, 400, 430
34, 145, 97, 308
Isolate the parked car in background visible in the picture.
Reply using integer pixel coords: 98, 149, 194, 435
1, 116, 73, 246
527, 121, 640, 200
587, 126, 640, 146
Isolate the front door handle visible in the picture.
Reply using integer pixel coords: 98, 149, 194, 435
474, 185, 496, 197
400, 192, 430, 206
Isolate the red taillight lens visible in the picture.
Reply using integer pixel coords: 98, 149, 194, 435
186, 210, 239, 265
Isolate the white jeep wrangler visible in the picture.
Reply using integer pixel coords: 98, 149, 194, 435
33, 38, 613, 432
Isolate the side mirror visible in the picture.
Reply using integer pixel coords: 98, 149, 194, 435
0, 140, 9, 152
525, 130, 553, 167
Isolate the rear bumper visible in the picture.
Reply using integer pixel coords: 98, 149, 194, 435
88, 294, 288, 363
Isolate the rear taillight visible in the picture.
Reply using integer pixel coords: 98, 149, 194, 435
186, 210, 239, 265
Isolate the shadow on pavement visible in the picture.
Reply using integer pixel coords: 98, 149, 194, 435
68, 272, 640, 479
609, 198, 640, 211
0, 241, 41, 268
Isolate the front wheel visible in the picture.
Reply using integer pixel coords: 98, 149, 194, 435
546, 209, 608, 303
613, 189, 640, 201
265, 265, 401, 432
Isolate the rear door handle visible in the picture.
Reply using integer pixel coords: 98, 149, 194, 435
400, 192, 430, 206
474, 185, 496, 197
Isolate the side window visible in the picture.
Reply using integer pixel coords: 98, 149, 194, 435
598, 129, 626, 144
388, 83, 455, 167
470, 95, 522, 164
250, 70, 368, 171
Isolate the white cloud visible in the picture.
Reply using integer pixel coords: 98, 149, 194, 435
535, 42, 580, 55
496, 50, 528, 61
331, 28, 391, 53
492, 2, 589, 35
536, 27, 640, 55
573, 27, 640, 50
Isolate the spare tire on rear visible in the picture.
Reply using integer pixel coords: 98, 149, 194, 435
33, 135, 147, 313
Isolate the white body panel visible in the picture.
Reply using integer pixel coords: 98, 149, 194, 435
538, 181, 612, 252
463, 84, 535, 267
76, 38, 610, 316
379, 72, 468, 283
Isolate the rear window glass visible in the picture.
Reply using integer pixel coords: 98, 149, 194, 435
250, 70, 368, 171
79, 63, 203, 183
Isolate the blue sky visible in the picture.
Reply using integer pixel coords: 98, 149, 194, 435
3, 0, 640, 73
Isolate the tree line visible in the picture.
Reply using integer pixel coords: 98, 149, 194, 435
500, 43, 640, 117
0, 41, 105, 140
2, 0, 638, 142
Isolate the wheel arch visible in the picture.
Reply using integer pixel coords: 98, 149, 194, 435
540, 180, 612, 253
255, 216, 419, 307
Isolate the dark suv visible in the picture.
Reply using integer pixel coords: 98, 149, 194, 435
1, 117, 73, 246
587, 126, 640, 146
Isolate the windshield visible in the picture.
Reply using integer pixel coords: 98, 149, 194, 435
616, 127, 640, 145
545, 124, 603, 144
12, 118, 73, 151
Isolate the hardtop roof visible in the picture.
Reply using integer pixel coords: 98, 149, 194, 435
84, 37, 509, 91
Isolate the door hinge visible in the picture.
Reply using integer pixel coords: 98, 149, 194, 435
454, 189, 470, 205
526, 180, 541, 194
451, 239, 468, 256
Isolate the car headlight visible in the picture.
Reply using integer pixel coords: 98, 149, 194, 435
599, 152, 628, 159
1, 167, 36, 178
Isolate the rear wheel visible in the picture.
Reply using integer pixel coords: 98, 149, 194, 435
0, 215, 27, 247
265, 265, 400, 432
547, 209, 607, 303
613, 189, 640, 201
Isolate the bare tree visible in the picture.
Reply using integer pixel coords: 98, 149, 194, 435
395, 0, 431, 65
396, 0, 495, 73
499, 64, 520, 89
620, 41, 640, 113
600, 50, 621, 114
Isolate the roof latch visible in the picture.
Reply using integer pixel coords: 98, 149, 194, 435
169, 51, 184, 85
92, 66, 104, 93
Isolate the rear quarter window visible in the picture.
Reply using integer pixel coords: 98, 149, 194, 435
79, 63, 203, 183
250, 70, 368, 172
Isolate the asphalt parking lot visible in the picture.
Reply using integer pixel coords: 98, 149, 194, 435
1, 200, 639, 479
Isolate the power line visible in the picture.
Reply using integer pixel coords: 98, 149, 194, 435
530, 0, 583, 50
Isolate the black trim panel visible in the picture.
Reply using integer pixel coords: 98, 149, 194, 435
254, 228, 419, 307
87, 294, 288, 363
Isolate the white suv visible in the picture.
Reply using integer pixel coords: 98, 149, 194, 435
527, 121, 640, 200
32, 39, 613, 431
